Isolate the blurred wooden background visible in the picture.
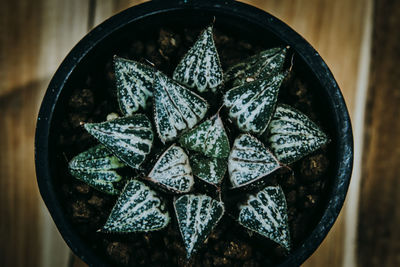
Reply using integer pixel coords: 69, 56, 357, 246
1, 0, 399, 266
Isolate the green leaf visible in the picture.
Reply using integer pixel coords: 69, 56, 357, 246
69, 145, 126, 195
228, 134, 281, 188
174, 194, 224, 259
179, 114, 230, 158
114, 56, 155, 115
238, 186, 291, 251
153, 71, 208, 143
84, 114, 154, 169
223, 72, 286, 135
224, 47, 288, 87
173, 25, 223, 93
102, 179, 170, 233
266, 104, 329, 164
147, 144, 194, 193
190, 154, 227, 185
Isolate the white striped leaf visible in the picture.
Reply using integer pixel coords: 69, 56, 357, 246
239, 186, 291, 251
229, 134, 281, 188
223, 72, 286, 135
190, 154, 227, 185
224, 47, 288, 87
84, 114, 153, 169
153, 71, 208, 143
266, 104, 329, 164
68, 145, 126, 195
114, 56, 155, 115
173, 25, 223, 93
147, 144, 194, 193
102, 179, 170, 233
174, 194, 224, 259
179, 114, 230, 159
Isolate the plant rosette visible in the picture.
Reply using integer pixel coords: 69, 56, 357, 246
67, 24, 331, 261
36, 2, 353, 267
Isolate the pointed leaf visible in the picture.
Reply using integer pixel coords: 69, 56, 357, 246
147, 144, 194, 193
173, 25, 223, 93
84, 114, 153, 169
238, 186, 291, 251
228, 134, 280, 188
225, 47, 288, 87
266, 104, 329, 164
190, 154, 227, 185
114, 56, 155, 115
179, 114, 230, 158
153, 71, 208, 143
102, 179, 170, 233
69, 145, 126, 195
174, 194, 224, 259
224, 72, 286, 134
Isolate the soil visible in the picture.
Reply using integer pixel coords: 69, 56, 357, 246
54, 26, 331, 266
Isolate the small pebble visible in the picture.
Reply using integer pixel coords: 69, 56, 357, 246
71, 200, 91, 220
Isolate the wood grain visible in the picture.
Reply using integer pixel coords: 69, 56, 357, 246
357, 0, 400, 266
0, 1, 91, 267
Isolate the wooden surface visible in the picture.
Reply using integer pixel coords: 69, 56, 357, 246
1, 0, 398, 266
357, 0, 400, 266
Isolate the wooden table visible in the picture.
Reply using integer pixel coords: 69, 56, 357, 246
1, 0, 399, 266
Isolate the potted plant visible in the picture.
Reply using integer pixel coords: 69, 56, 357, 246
35, 1, 353, 266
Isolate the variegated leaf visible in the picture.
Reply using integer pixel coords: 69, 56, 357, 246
174, 194, 224, 259
266, 104, 329, 164
179, 114, 230, 158
69, 145, 126, 195
114, 56, 155, 115
153, 71, 208, 143
224, 72, 286, 135
238, 186, 291, 251
224, 47, 288, 87
229, 134, 281, 188
102, 179, 170, 233
190, 154, 227, 185
84, 114, 153, 169
147, 144, 194, 193
173, 25, 223, 93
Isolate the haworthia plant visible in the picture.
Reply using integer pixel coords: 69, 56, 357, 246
174, 194, 225, 259
173, 25, 223, 93
266, 104, 329, 164
179, 114, 230, 159
238, 186, 291, 251
223, 72, 287, 135
190, 154, 227, 185
68, 145, 126, 195
147, 144, 194, 193
68, 24, 336, 261
224, 47, 288, 87
228, 134, 281, 188
114, 56, 155, 115
102, 179, 170, 233
153, 71, 208, 143
84, 114, 153, 169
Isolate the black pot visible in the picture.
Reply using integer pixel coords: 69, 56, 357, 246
35, 0, 353, 266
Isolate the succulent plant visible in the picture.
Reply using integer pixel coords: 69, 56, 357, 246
68, 24, 329, 260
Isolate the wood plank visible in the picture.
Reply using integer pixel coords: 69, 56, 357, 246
0, 0, 91, 266
357, 0, 400, 266
240, 1, 368, 266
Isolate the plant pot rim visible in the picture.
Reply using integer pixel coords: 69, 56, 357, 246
35, 1, 353, 266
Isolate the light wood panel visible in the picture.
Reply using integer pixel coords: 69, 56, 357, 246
0, 1, 91, 267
